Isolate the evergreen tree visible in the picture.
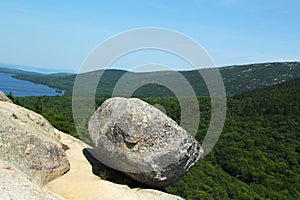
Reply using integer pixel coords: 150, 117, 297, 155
34, 97, 43, 113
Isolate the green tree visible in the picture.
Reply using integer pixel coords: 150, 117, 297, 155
6, 91, 20, 104
34, 97, 43, 113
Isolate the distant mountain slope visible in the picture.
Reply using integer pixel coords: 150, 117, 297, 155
220, 62, 300, 94
1, 61, 299, 96
0, 66, 41, 76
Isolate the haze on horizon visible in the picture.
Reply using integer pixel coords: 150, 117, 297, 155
0, 0, 299, 73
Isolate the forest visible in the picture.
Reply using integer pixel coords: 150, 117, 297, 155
11, 76, 300, 199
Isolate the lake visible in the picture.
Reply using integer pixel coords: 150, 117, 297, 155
0, 73, 64, 97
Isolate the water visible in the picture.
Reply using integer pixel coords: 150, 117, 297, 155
0, 73, 64, 97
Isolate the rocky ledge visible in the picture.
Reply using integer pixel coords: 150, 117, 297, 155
0, 92, 70, 186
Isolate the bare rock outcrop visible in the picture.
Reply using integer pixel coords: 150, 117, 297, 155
0, 90, 12, 103
0, 160, 64, 200
0, 94, 70, 186
88, 97, 203, 188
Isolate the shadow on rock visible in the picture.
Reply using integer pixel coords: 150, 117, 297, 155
83, 147, 166, 192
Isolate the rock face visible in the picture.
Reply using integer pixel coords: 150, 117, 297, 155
0, 90, 12, 103
0, 160, 64, 200
0, 95, 70, 186
88, 97, 203, 188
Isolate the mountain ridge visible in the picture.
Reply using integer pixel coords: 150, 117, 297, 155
1, 61, 299, 96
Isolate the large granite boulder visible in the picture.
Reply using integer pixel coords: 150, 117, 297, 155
0, 94, 70, 186
88, 97, 203, 188
0, 160, 64, 200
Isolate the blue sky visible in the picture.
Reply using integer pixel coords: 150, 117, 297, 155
0, 0, 299, 73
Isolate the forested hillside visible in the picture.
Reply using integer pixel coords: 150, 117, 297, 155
2, 61, 300, 96
167, 77, 300, 199
14, 77, 300, 199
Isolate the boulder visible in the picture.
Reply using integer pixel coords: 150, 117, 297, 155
0, 90, 12, 103
0, 160, 64, 200
0, 97, 70, 186
46, 131, 184, 200
88, 97, 203, 188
